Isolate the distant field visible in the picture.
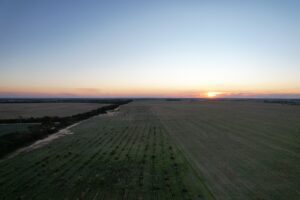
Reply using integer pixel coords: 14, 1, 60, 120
0, 103, 108, 119
0, 123, 37, 136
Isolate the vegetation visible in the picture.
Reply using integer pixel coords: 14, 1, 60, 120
0, 102, 212, 200
148, 100, 300, 200
0, 100, 131, 158
165, 98, 182, 101
0, 123, 37, 137
0, 103, 111, 119
1, 99, 299, 199
263, 99, 300, 105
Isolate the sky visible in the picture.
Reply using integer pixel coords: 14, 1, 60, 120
0, 0, 299, 98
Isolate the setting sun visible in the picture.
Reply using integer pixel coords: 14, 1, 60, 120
207, 91, 222, 98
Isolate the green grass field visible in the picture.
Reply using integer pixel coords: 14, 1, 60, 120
0, 103, 108, 119
0, 100, 299, 200
147, 100, 300, 200
0, 102, 212, 200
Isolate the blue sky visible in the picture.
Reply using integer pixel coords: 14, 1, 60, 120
0, 0, 299, 98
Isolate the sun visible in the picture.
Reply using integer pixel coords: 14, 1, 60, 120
206, 91, 221, 98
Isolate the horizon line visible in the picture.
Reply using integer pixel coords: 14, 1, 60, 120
0, 97, 300, 100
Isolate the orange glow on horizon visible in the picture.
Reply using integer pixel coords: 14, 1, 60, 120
0, 86, 300, 98
206, 91, 223, 98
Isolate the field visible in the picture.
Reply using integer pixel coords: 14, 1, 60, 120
0, 100, 299, 200
0, 103, 108, 119
0, 102, 212, 200
148, 100, 300, 200
0, 102, 126, 158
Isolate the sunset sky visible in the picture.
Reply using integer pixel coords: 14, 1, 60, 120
1, 0, 299, 98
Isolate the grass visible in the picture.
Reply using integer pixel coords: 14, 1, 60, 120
0, 102, 213, 200
0, 103, 127, 158
1, 100, 299, 199
146, 100, 300, 200
0, 103, 108, 119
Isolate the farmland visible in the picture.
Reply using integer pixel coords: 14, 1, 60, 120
0, 100, 299, 200
0, 103, 108, 119
0, 101, 212, 200
0, 102, 127, 158
148, 100, 300, 200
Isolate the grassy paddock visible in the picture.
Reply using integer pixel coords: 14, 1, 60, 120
146, 100, 300, 200
1, 100, 299, 199
0, 102, 213, 200
0, 103, 108, 119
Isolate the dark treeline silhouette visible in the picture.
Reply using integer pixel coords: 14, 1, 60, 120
0, 100, 132, 158
263, 99, 300, 105
165, 98, 181, 101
